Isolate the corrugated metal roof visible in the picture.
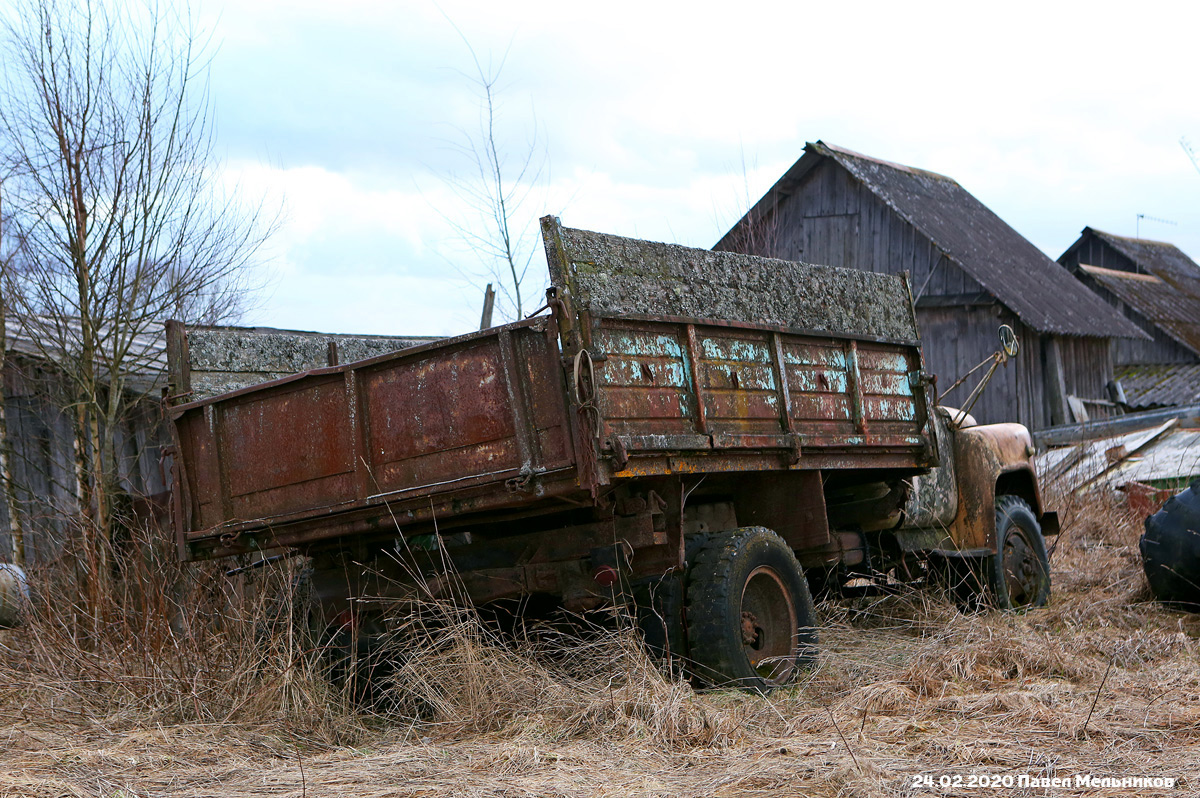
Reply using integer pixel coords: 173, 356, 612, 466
718, 142, 1146, 340
1037, 419, 1200, 490
1116, 362, 1200, 409
1073, 228, 1200, 357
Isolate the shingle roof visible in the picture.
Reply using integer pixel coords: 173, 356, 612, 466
718, 141, 1146, 340
1116, 363, 1200, 409
1066, 228, 1200, 357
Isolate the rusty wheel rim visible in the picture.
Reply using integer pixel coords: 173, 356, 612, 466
740, 565, 798, 684
1002, 526, 1041, 607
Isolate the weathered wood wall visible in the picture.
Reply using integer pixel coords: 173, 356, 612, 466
1067, 235, 1133, 272
916, 304, 1025, 427
1060, 238, 1196, 367
0, 355, 169, 566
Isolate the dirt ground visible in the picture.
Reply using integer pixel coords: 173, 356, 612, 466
2, 494, 1198, 797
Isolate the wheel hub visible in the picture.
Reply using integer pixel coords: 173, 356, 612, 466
1003, 529, 1040, 606
741, 611, 764, 648
741, 565, 798, 681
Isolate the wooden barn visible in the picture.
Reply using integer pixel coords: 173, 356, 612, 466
1057, 228, 1200, 410
715, 141, 1147, 429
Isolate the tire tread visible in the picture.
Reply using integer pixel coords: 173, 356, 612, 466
684, 527, 816, 691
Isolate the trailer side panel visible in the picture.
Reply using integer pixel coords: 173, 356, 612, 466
172, 320, 571, 557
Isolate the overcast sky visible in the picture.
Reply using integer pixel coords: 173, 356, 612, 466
196, 0, 1200, 337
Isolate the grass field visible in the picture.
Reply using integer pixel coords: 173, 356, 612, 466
1, 489, 1196, 797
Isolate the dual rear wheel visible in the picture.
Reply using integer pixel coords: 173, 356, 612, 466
684, 527, 818, 693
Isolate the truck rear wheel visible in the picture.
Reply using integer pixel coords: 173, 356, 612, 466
685, 527, 817, 692
989, 495, 1050, 610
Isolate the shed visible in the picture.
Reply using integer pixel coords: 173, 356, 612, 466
1057, 227, 1200, 409
715, 141, 1146, 429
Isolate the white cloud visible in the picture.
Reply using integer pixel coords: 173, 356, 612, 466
190, 0, 1200, 336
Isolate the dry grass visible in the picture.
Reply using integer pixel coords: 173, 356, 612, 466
0, 524, 363, 747
2, 489, 1198, 797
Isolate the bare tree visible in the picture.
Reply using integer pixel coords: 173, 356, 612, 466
439, 27, 547, 324
713, 149, 783, 258
0, 0, 270, 573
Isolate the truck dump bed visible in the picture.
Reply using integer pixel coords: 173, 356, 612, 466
168, 218, 937, 560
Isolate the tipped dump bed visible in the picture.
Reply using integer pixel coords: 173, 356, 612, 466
168, 219, 937, 560
543, 221, 920, 343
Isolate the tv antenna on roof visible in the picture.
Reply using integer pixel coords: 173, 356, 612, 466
1136, 213, 1176, 239
1181, 137, 1200, 176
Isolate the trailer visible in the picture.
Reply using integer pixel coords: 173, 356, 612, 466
165, 217, 1057, 691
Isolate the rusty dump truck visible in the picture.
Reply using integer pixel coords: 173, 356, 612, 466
164, 217, 1057, 691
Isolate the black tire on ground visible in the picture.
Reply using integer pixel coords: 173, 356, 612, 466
685, 527, 817, 692
1140, 478, 1200, 608
988, 495, 1050, 610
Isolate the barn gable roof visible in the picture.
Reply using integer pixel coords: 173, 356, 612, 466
1060, 227, 1200, 359
717, 141, 1145, 340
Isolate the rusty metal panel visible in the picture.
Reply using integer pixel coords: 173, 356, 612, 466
170, 321, 576, 554
361, 337, 517, 494
221, 376, 356, 519
695, 329, 783, 437
593, 317, 930, 468
857, 343, 924, 445
514, 326, 573, 470
595, 321, 696, 438
779, 337, 855, 445
735, 471, 830, 550
174, 409, 220, 528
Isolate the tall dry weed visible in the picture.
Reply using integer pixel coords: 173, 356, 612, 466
0, 517, 359, 742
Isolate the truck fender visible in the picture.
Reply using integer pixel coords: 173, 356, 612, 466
943, 423, 1044, 553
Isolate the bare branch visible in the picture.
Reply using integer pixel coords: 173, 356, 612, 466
0, 0, 275, 555
432, 15, 547, 323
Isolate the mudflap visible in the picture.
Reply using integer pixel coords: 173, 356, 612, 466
631, 572, 687, 671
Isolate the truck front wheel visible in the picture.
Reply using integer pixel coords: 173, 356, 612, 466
685, 527, 817, 692
989, 495, 1050, 610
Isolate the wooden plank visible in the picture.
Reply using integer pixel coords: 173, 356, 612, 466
1044, 336, 1070, 426
165, 319, 191, 402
